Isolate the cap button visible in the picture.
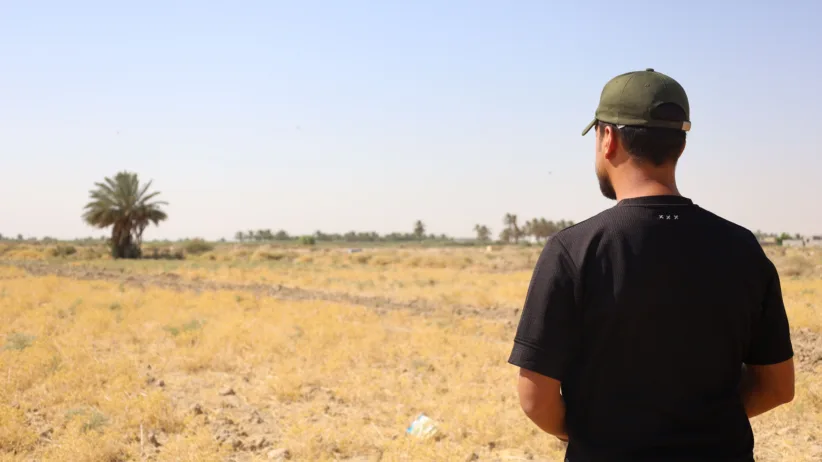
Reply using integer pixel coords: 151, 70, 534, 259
645, 68, 654, 72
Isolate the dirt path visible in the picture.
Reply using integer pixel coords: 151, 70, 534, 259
2, 261, 517, 322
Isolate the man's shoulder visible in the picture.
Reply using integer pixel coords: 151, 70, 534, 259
547, 206, 624, 251
693, 206, 763, 248
551, 208, 613, 240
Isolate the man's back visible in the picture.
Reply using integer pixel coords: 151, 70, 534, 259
508, 195, 793, 461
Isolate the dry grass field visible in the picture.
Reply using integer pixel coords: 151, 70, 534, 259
0, 242, 820, 461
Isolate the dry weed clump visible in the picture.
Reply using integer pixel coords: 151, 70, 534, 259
779, 279, 822, 330
780, 255, 817, 278
249, 246, 299, 263
0, 404, 39, 453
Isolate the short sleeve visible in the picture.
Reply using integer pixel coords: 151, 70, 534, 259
507, 237, 579, 381
744, 260, 794, 365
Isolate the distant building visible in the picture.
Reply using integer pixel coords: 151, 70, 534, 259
781, 237, 822, 248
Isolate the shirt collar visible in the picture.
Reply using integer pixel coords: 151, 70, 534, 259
616, 195, 694, 206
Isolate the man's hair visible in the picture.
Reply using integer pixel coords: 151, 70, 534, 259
595, 103, 687, 166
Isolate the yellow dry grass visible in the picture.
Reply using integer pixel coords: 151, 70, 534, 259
0, 245, 820, 461
0, 271, 564, 461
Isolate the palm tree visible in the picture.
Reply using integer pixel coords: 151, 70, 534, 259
539, 218, 554, 242
413, 220, 426, 240
522, 219, 537, 242
83, 171, 167, 259
504, 213, 521, 244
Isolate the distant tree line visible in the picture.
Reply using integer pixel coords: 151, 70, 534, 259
0, 235, 109, 243
233, 221, 450, 244
2, 208, 811, 249
485, 214, 576, 244
472, 214, 576, 244
231, 215, 578, 245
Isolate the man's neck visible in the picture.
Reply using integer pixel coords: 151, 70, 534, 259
613, 171, 680, 202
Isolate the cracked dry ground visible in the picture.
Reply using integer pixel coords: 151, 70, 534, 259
1, 261, 821, 461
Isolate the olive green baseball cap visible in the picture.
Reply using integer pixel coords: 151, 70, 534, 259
581, 68, 691, 136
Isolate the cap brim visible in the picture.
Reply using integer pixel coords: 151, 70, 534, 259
581, 119, 596, 136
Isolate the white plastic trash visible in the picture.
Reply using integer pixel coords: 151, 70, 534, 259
406, 414, 439, 440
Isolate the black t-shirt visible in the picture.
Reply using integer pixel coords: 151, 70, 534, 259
508, 195, 793, 462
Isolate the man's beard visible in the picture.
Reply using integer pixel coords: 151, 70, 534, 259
597, 167, 617, 200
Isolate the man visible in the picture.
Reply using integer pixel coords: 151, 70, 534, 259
508, 69, 795, 461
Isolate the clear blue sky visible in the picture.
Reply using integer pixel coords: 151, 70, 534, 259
2, 1, 820, 240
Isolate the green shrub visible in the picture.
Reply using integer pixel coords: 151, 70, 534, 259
3, 332, 35, 351
298, 235, 316, 246
82, 411, 109, 433
51, 245, 77, 257
164, 319, 205, 337
184, 239, 214, 255
64, 408, 109, 433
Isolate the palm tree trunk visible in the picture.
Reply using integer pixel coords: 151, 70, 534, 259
135, 223, 147, 248
111, 222, 136, 259
111, 224, 122, 259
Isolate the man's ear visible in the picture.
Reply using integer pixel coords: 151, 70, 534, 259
602, 125, 618, 160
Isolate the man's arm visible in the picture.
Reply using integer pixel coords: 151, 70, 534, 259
741, 258, 795, 418
740, 359, 794, 418
517, 368, 568, 441
507, 237, 578, 440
